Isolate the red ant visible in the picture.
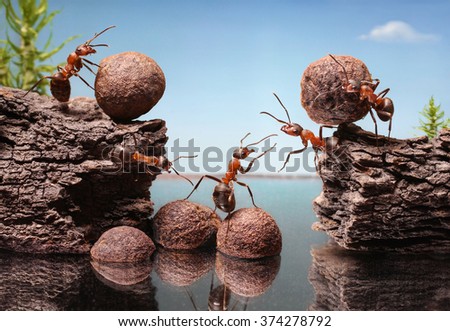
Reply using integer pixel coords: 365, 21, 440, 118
111, 134, 197, 185
185, 133, 276, 215
24, 26, 116, 102
261, 93, 332, 172
329, 54, 394, 138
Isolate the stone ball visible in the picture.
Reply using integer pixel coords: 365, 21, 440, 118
152, 200, 221, 250
95, 51, 165, 121
90, 226, 155, 263
215, 252, 281, 297
217, 208, 282, 259
301, 55, 372, 125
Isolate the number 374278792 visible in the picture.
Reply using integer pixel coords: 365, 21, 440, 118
259, 315, 331, 327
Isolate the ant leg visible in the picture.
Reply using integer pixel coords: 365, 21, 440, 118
319, 125, 337, 140
23, 76, 52, 97
241, 143, 277, 174
368, 108, 380, 147
73, 72, 95, 91
376, 88, 390, 99
279, 146, 307, 172
82, 62, 97, 76
170, 166, 194, 186
82, 58, 100, 68
185, 175, 221, 200
235, 180, 257, 208
387, 116, 393, 139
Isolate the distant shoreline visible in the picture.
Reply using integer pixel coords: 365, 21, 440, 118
159, 173, 320, 180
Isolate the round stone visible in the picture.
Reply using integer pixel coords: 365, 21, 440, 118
95, 51, 165, 121
216, 208, 282, 259
152, 200, 221, 250
90, 226, 155, 263
301, 55, 372, 125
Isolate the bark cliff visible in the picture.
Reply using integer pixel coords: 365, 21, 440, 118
313, 123, 450, 253
0, 87, 167, 253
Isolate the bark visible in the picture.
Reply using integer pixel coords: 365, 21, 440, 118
0, 87, 167, 254
313, 123, 450, 253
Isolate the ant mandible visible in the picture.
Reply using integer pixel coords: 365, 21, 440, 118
111, 134, 197, 185
261, 93, 332, 172
185, 133, 276, 215
24, 26, 116, 102
329, 54, 394, 138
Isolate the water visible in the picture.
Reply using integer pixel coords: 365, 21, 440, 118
150, 176, 327, 311
1, 177, 449, 311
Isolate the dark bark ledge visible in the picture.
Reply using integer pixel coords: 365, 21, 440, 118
0, 87, 167, 254
313, 123, 450, 253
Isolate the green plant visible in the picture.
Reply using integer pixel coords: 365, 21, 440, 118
0, 0, 77, 94
418, 96, 449, 138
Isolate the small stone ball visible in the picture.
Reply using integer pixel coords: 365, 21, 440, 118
95, 51, 165, 121
217, 208, 282, 259
215, 253, 281, 297
90, 226, 155, 263
152, 200, 221, 250
301, 55, 372, 125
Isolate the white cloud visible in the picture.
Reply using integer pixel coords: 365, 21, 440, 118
359, 21, 439, 43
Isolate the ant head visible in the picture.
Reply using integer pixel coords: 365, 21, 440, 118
159, 156, 171, 172
233, 147, 255, 160
345, 79, 361, 93
281, 123, 303, 137
75, 44, 96, 56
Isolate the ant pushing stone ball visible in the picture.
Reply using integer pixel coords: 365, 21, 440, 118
300, 54, 394, 140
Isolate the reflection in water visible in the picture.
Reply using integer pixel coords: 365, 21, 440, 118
154, 248, 215, 287
153, 248, 281, 311
0, 251, 158, 310
91, 260, 152, 287
214, 252, 281, 310
308, 243, 450, 311
0, 252, 90, 310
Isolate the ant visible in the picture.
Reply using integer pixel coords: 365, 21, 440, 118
185, 133, 276, 216
329, 54, 394, 138
261, 93, 333, 172
24, 26, 116, 102
111, 134, 196, 185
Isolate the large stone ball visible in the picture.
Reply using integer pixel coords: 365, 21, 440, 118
95, 51, 165, 121
217, 208, 282, 259
152, 200, 221, 250
90, 226, 155, 263
301, 55, 372, 125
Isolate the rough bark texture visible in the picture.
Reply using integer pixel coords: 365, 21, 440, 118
313, 123, 450, 253
308, 243, 450, 311
0, 87, 167, 254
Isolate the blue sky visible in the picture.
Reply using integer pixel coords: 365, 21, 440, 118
3, 0, 449, 174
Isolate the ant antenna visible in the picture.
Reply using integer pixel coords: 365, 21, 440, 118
239, 132, 252, 148
85, 25, 116, 46
170, 167, 195, 186
328, 54, 350, 84
272, 93, 292, 123
246, 133, 277, 148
